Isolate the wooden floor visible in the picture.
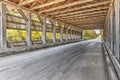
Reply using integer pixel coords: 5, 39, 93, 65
0, 39, 107, 80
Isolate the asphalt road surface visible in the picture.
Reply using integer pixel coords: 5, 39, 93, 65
0, 39, 107, 80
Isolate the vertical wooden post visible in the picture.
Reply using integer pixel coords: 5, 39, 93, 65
78, 32, 80, 39
107, 19, 110, 47
73, 30, 75, 40
52, 22, 56, 43
110, 5, 113, 51
60, 26, 63, 42
81, 31, 83, 39
68, 29, 70, 41
76, 31, 78, 39
74, 30, 76, 40
79, 32, 80, 39
0, 2, 7, 48
26, 12, 31, 46
70, 29, 72, 41
114, 0, 120, 61
42, 18, 46, 44
76, 31, 78, 40
71, 30, 73, 40
65, 27, 68, 42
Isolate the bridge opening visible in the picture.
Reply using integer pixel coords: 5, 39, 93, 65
83, 30, 101, 40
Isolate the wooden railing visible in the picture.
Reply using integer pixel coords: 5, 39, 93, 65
56, 39, 60, 42
103, 42, 120, 79
32, 40, 42, 45
46, 39, 53, 43
8, 40, 27, 47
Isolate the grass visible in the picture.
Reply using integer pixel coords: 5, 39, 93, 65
83, 37, 95, 40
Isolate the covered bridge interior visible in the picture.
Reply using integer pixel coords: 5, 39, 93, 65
0, 0, 120, 80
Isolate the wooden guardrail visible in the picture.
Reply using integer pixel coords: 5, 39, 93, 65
103, 42, 120, 80
8, 40, 27, 47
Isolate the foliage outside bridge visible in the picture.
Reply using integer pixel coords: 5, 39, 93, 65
83, 30, 99, 40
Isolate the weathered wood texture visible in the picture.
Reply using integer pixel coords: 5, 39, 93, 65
26, 12, 32, 46
2, 0, 110, 30
0, 2, 7, 48
104, 0, 120, 62
42, 18, 47, 44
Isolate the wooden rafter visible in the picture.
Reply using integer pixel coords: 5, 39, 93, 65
69, 20, 105, 23
55, 11, 107, 19
53, 6, 108, 17
68, 20, 105, 23
65, 18, 105, 22
3, 0, 110, 30
73, 21, 104, 23
31, 0, 65, 10
59, 14, 107, 21
38, 0, 94, 13
19, 0, 38, 5
48, 1, 110, 15
19, 0, 24, 4
70, 22, 104, 25
69, 21, 104, 24
66, 20, 105, 23
77, 23, 104, 26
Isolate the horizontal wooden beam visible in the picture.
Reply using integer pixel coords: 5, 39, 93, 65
67, 19, 105, 23
39, 0, 93, 13
79, 24, 104, 26
70, 20, 104, 23
67, 20, 105, 24
58, 15, 106, 21
32, 0, 65, 10
56, 11, 107, 19
67, 21, 104, 24
66, 21, 105, 24
48, 1, 110, 15
78, 24, 104, 29
60, 17, 105, 22
53, 6, 108, 17
70, 22, 104, 25
19, 0, 38, 5
65, 17, 105, 21
80, 26, 103, 30
54, 10, 107, 18
77, 24, 104, 26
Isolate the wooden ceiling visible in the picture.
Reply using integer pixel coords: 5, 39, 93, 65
4, 0, 110, 30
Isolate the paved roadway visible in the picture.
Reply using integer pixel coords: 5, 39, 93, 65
0, 39, 107, 80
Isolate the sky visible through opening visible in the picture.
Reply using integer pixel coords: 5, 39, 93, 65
94, 29, 100, 35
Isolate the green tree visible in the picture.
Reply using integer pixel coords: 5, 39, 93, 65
83, 30, 98, 40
